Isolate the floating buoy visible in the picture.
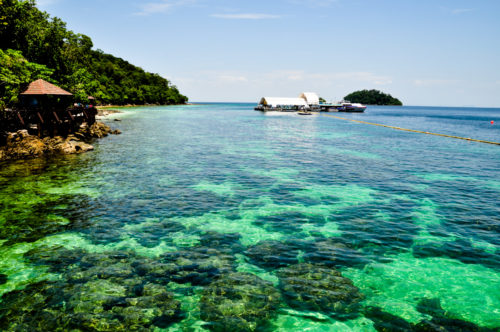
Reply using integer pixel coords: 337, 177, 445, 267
491, 120, 495, 125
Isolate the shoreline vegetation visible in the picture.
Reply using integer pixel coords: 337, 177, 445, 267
0, 0, 189, 161
344, 90, 403, 106
0, 0, 188, 110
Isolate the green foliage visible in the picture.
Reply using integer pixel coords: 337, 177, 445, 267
319, 97, 326, 103
344, 89, 402, 106
0, 0, 188, 108
0, 48, 53, 109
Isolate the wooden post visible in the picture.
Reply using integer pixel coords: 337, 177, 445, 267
16, 112, 25, 127
66, 110, 74, 133
37, 112, 44, 124
89, 107, 96, 125
53, 111, 61, 124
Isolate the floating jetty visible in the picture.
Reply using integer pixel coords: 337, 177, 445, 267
255, 92, 366, 113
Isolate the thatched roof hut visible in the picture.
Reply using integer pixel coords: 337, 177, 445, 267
20, 79, 73, 96
20, 79, 73, 110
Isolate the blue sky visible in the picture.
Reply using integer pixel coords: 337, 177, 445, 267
37, 0, 500, 106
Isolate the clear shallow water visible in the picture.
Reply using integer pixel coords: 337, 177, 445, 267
0, 104, 499, 331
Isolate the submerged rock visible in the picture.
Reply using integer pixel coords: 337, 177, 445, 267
68, 260, 135, 284
24, 245, 86, 272
412, 238, 500, 270
160, 246, 235, 285
335, 208, 419, 256
0, 281, 71, 331
365, 299, 498, 332
415, 298, 446, 318
245, 240, 300, 270
364, 306, 415, 331
200, 272, 281, 331
252, 212, 326, 234
303, 237, 369, 269
414, 298, 497, 332
130, 220, 186, 248
277, 263, 364, 320
132, 259, 177, 285
83, 223, 124, 245
1, 248, 184, 331
199, 231, 245, 254
0, 194, 92, 245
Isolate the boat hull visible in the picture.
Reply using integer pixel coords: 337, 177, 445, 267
338, 107, 366, 112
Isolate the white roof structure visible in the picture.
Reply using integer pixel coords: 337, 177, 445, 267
299, 92, 320, 105
259, 97, 309, 107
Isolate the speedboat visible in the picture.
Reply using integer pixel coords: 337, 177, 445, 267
338, 101, 366, 112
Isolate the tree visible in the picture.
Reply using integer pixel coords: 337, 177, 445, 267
0, 48, 53, 109
343, 89, 402, 106
0, 0, 188, 107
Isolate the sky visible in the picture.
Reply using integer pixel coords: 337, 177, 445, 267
36, 0, 500, 107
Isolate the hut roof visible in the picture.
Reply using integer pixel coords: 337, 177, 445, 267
259, 97, 308, 107
20, 79, 73, 96
299, 92, 320, 105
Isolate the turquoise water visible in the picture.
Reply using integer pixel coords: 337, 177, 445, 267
0, 104, 499, 331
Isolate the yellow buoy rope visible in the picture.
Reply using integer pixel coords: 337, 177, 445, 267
321, 113, 500, 146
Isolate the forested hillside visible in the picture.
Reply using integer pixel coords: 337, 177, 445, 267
0, 0, 188, 109
344, 89, 402, 106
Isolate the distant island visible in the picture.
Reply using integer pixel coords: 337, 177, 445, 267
0, 0, 187, 109
344, 90, 402, 106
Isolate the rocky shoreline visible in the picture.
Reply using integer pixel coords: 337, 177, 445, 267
0, 121, 121, 161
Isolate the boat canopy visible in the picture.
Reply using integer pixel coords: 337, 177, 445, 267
259, 97, 308, 107
299, 92, 320, 105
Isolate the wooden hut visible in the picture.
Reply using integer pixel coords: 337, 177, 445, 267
20, 79, 73, 106
5, 79, 97, 136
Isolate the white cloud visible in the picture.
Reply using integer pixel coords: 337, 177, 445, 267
135, 0, 195, 16
332, 72, 393, 85
170, 69, 394, 102
218, 75, 248, 82
289, 0, 339, 7
256, 70, 392, 85
136, 2, 173, 15
451, 8, 473, 15
211, 13, 281, 20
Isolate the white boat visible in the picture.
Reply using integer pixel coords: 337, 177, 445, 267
338, 101, 366, 112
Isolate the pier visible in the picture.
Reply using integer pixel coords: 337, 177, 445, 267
254, 92, 365, 113
255, 93, 320, 112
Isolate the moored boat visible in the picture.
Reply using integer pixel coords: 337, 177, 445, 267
338, 101, 366, 112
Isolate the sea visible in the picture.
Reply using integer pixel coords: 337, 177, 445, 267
0, 103, 499, 331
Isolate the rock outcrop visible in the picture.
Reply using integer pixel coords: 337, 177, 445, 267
0, 122, 119, 161
76, 121, 116, 139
